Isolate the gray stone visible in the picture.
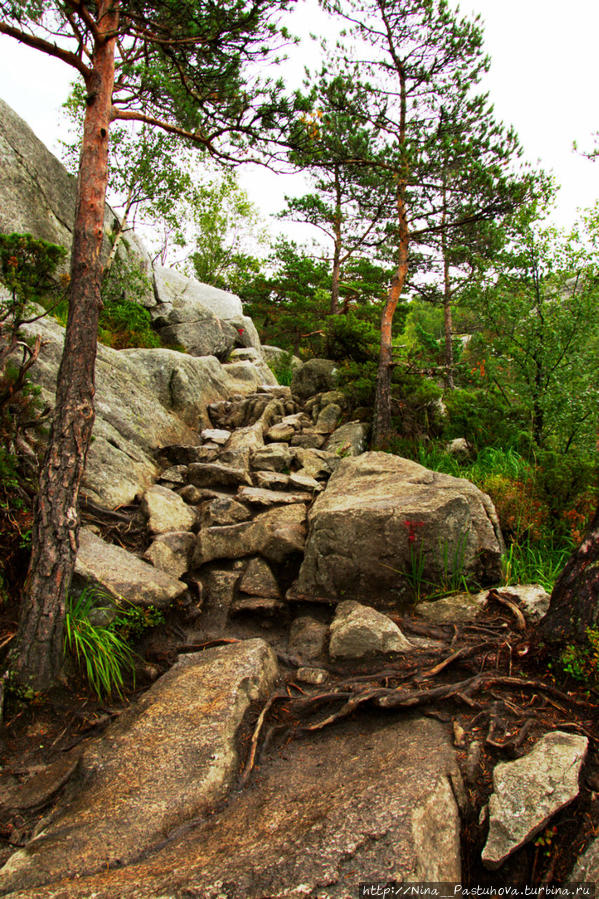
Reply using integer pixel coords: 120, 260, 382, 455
329, 600, 414, 659
143, 532, 196, 580
187, 462, 251, 489
288, 616, 329, 661
157, 444, 207, 466
230, 596, 286, 616
24, 717, 460, 896
0, 98, 152, 301
265, 422, 296, 442
325, 421, 370, 457
314, 402, 342, 434
288, 472, 322, 492
252, 470, 290, 490
291, 453, 504, 609
178, 484, 216, 505
194, 504, 307, 566
250, 443, 295, 472
218, 423, 264, 469
500, 584, 551, 623
295, 666, 329, 685
290, 431, 327, 449
201, 495, 252, 527
152, 294, 239, 360
200, 428, 231, 445
237, 486, 312, 507
416, 591, 487, 626
260, 344, 302, 372
141, 484, 196, 535
196, 568, 240, 633
154, 266, 244, 319
238, 557, 280, 598
75, 528, 187, 609
446, 437, 471, 459
482, 730, 588, 869
293, 446, 339, 479
157, 465, 187, 485
568, 837, 599, 882
291, 358, 337, 399
0, 641, 278, 896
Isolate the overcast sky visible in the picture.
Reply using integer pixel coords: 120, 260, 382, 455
0, 0, 597, 236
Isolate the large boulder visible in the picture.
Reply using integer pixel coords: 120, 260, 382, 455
290, 357, 337, 399
2, 716, 461, 897
152, 266, 261, 358
0, 640, 278, 896
290, 452, 504, 609
0, 97, 153, 301
22, 314, 272, 509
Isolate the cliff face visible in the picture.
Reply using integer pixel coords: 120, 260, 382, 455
0, 96, 153, 297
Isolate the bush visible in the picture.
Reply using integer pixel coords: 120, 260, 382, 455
324, 312, 378, 363
99, 259, 159, 349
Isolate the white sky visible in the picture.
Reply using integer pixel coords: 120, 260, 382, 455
0, 0, 598, 240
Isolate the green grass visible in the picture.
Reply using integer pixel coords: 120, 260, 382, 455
64, 587, 136, 700
502, 539, 571, 593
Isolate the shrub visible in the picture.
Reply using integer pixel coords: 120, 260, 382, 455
99, 258, 159, 349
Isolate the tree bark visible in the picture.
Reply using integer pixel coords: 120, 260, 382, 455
11, 2, 118, 692
440, 185, 455, 390
537, 500, 599, 645
330, 169, 342, 315
372, 185, 409, 448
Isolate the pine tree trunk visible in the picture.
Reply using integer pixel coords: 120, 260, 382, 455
372, 186, 409, 449
330, 171, 342, 315
11, 3, 118, 692
537, 501, 599, 645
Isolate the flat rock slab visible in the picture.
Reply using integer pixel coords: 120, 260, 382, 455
6, 716, 461, 898
141, 484, 196, 534
482, 730, 588, 869
194, 504, 307, 566
75, 527, 188, 608
0, 640, 278, 896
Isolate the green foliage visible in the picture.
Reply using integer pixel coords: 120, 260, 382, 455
112, 603, 165, 641
502, 539, 572, 593
268, 350, 295, 386
64, 587, 136, 700
557, 628, 599, 686
0, 233, 67, 305
323, 312, 378, 363
99, 259, 160, 349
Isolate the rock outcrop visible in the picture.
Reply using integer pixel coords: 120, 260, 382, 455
22, 312, 275, 509
1, 716, 461, 897
0, 96, 153, 300
291, 452, 505, 609
0, 640, 278, 896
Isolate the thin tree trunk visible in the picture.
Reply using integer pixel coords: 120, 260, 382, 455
537, 500, 599, 645
330, 170, 342, 315
440, 184, 455, 389
11, 2, 118, 692
103, 187, 134, 277
372, 185, 409, 448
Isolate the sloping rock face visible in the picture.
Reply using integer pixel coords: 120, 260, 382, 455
2, 716, 461, 898
0, 96, 152, 298
23, 313, 274, 508
291, 452, 504, 609
0, 640, 278, 896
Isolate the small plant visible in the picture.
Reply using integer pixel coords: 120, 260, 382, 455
558, 628, 599, 686
439, 530, 470, 594
64, 587, 136, 700
404, 519, 427, 601
112, 603, 165, 641
269, 350, 295, 387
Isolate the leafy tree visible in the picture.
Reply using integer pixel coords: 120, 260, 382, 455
61, 84, 195, 268
190, 168, 267, 294
284, 72, 393, 315
243, 239, 331, 355
0, 0, 292, 691
325, 0, 528, 446
474, 217, 599, 454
